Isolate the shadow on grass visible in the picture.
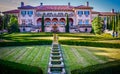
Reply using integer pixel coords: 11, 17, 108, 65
0, 59, 43, 74
71, 60, 120, 74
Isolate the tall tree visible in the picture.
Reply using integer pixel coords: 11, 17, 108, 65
3, 14, 11, 30
66, 14, 69, 33
41, 15, 44, 32
0, 15, 3, 30
8, 15, 19, 33
92, 16, 103, 34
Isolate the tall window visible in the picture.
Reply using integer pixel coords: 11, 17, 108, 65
85, 20, 89, 25
28, 11, 33, 17
84, 11, 90, 17
78, 11, 83, 16
78, 19, 82, 25
21, 19, 26, 25
28, 19, 32, 25
21, 11, 26, 17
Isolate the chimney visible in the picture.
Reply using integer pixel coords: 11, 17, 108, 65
86, 1, 89, 7
111, 9, 114, 13
68, 2, 70, 7
21, 2, 24, 7
40, 3, 43, 6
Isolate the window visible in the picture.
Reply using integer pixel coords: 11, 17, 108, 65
78, 11, 83, 16
53, 22, 57, 25
28, 19, 32, 24
69, 22, 73, 26
78, 19, 82, 25
60, 22, 65, 25
104, 17, 107, 21
46, 21, 51, 25
84, 11, 90, 17
21, 11, 26, 17
21, 19, 26, 25
85, 20, 89, 25
28, 11, 33, 17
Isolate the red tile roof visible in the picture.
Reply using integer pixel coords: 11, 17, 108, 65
74, 5, 93, 9
92, 11, 100, 14
2, 9, 19, 14
36, 5, 74, 11
18, 5, 35, 9
99, 12, 116, 16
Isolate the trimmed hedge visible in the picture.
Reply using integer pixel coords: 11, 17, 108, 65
0, 40, 52, 47
59, 40, 120, 48
0, 59, 43, 74
71, 60, 120, 74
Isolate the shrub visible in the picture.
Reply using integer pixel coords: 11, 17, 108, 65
0, 40, 52, 47
59, 40, 120, 48
0, 59, 43, 74
71, 60, 120, 74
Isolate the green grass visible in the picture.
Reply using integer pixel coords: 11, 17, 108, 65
61, 45, 120, 74
0, 32, 53, 46
0, 33, 120, 73
58, 33, 120, 48
0, 45, 51, 74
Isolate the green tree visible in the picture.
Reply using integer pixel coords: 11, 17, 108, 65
8, 15, 19, 33
66, 14, 69, 33
118, 12, 120, 37
41, 15, 44, 32
92, 16, 103, 34
3, 14, 11, 30
0, 15, 3, 30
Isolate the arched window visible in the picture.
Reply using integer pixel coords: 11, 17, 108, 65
52, 18, 58, 25
78, 11, 83, 16
37, 18, 42, 26
60, 18, 65, 25
21, 11, 26, 17
84, 11, 90, 17
69, 18, 73, 26
28, 11, 33, 17
45, 18, 51, 25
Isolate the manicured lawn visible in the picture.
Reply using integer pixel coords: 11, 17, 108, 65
0, 33, 120, 73
58, 33, 120, 48
0, 45, 51, 74
0, 33, 53, 46
61, 45, 120, 74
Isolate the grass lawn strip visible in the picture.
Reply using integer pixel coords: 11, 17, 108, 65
31, 46, 46, 66
71, 48, 89, 66
79, 47, 106, 63
26, 46, 41, 65
62, 46, 82, 71
11, 48, 28, 61
0, 47, 13, 54
30, 46, 43, 65
61, 46, 71, 74
0, 47, 17, 58
3, 47, 23, 60
75, 47, 98, 66
16, 47, 33, 63
91, 47, 120, 61
39, 46, 50, 74
22, 46, 37, 64
20, 47, 35, 64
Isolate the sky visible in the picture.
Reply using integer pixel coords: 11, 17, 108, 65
0, 0, 120, 12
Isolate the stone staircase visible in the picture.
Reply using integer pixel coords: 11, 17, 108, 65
48, 34, 66, 74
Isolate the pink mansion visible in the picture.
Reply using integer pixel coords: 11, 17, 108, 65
3, 2, 116, 33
